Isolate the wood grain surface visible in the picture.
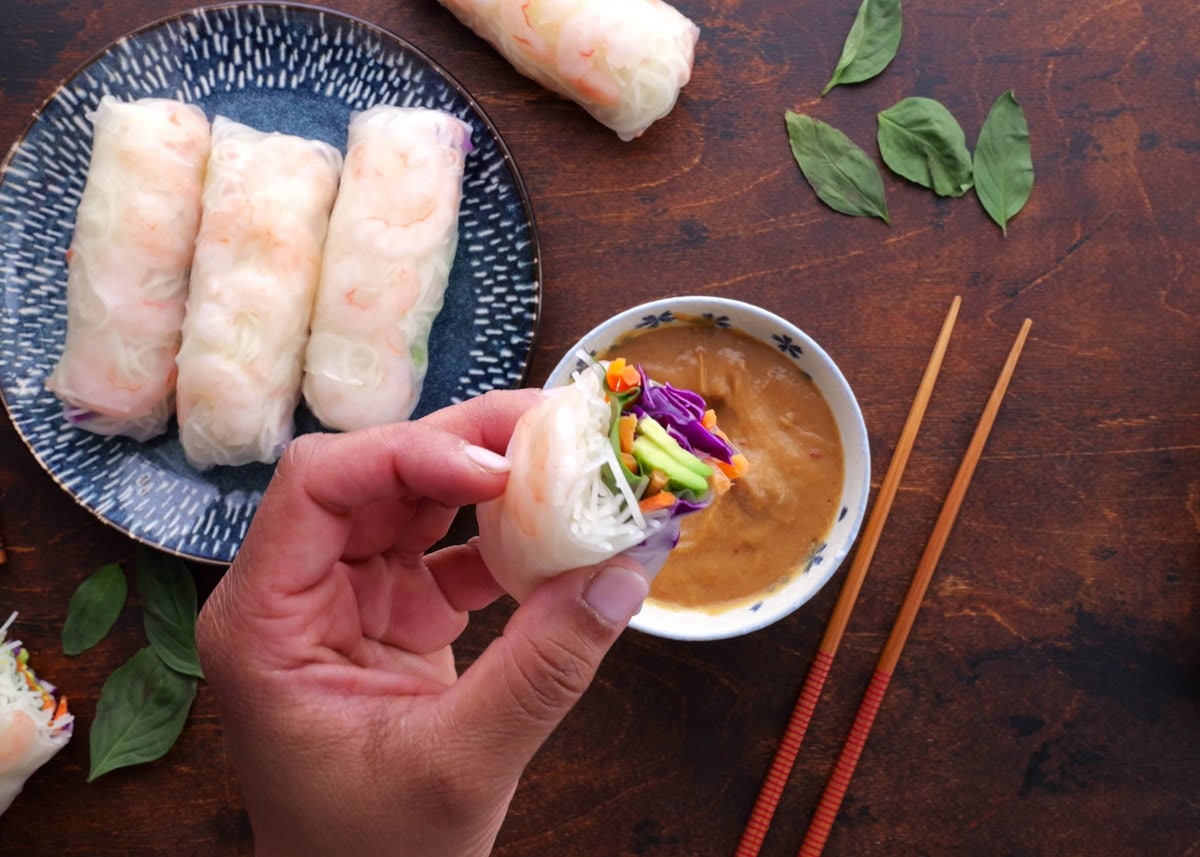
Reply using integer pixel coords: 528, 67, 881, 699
1, 1, 1197, 855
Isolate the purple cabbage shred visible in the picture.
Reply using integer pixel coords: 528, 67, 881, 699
612, 364, 745, 557
625, 516, 683, 575
629, 367, 736, 464
63, 404, 96, 425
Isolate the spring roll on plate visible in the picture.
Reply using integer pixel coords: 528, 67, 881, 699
46, 96, 210, 441
0, 613, 72, 816
476, 356, 748, 600
436, 0, 700, 141
303, 106, 472, 431
175, 117, 342, 469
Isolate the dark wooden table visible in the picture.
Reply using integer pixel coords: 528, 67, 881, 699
1, 0, 1196, 854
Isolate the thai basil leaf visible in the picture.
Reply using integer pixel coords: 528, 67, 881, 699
786, 111, 890, 223
823, 0, 903, 96
62, 563, 127, 656
88, 647, 197, 781
974, 90, 1034, 235
877, 97, 974, 197
136, 547, 203, 679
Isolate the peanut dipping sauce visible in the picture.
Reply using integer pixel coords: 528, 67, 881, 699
601, 323, 844, 612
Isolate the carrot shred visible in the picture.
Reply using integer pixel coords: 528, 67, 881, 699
702, 409, 718, 430
716, 453, 749, 480
620, 452, 638, 472
639, 491, 677, 513
645, 469, 670, 497
606, 357, 641, 393
618, 414, 637, 454
708, 463, 733, 495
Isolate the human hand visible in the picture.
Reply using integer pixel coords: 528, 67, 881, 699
196, 390, 651, 857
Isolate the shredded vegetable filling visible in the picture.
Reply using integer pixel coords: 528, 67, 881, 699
0, 612, 73, 816
565, 368, 649, 547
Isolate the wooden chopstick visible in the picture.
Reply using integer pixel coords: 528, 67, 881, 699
735, 296, 961, 857
797, 317, 1032, 857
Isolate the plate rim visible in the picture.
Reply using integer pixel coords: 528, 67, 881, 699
0, 0, 544, 566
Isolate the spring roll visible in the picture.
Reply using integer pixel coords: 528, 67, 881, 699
175, 117, 342, 469
437, 0, 700, 141
302, 106, 472, 431
0, 613, 72, 816
476, 356, 748, 600
46, 97, 210, 441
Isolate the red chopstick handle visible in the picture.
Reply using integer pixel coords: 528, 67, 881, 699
735, 650, 835, 857
797, 669, 893, 857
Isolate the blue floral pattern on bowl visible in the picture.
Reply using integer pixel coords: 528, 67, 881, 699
636, 311, 676, 329
773, 333, 805, 359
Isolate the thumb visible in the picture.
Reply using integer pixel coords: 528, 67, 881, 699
444, 559, 650, 772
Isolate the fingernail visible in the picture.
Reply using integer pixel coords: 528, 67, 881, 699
584, 566, 650, 626
464, 443, 511, 474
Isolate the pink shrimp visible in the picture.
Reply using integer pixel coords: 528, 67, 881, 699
0, 711, 36, 771
502, 0, 552, 61
554, 11, 622, 106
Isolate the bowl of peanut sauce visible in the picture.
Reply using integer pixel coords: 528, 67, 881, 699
545, 296, 870, 640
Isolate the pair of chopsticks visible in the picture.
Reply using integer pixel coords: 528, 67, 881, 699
736, 297, 1031, 857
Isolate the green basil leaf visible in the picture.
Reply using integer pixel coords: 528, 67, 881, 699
62, 563, 127, 656
786, 111, 890, 223
88, 647, 197, 781
974, 90, 1034, 235
877, 97, 974, 197
136, 547, 204, 679
823, 0, 903, 96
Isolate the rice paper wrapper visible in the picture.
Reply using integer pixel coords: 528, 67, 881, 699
45, 96, 211, 441
436, 0, 700, 141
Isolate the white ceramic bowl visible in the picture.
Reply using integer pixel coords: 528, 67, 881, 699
545, 296, 871, 641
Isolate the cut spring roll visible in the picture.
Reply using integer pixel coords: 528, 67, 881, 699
46, 96, 210, 441
476, 357, 748, 600
437, 0, 700, 141
0, 613, 72, 816
175, 117, 341, 470
303, 106, 472, 431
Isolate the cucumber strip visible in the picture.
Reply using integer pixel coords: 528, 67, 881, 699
637, 417, 714, 478
632, 436, 710, 494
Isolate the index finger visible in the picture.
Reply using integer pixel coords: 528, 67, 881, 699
421, 387, 544, 453
230, 389, 543, 595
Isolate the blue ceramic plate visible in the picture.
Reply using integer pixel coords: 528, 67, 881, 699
0, 3, 541, 565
